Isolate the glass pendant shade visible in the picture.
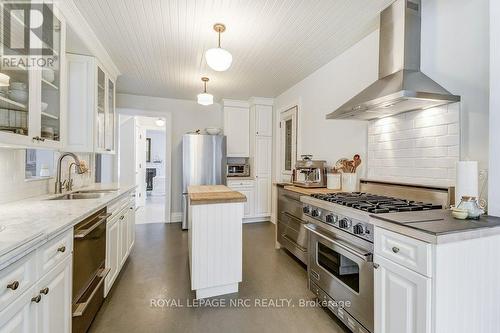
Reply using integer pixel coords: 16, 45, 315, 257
197, 93, 213, 106
205, 47, 233, 72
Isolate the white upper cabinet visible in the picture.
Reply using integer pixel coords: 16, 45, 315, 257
0, 6, 66, 149
255, 105, 273, 137
65, 55, 116, 154
223, 102, 250, 157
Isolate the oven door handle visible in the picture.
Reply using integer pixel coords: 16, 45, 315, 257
281, 211, 307, 224
281, 233, 307, 252
74, 213, 111, 239
304, 224, 372, 262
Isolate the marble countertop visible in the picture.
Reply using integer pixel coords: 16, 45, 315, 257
370, 210, 500, 244
188, 185, 247, 205
0, 183, 136, 269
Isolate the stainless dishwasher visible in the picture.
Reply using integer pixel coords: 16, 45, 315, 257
72, 208, 111, 333
277, 187, 308, 264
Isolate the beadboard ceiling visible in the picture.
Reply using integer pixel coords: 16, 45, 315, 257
74, 0, 393, 101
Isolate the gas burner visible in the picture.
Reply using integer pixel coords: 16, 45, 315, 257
310, 192, 442, 213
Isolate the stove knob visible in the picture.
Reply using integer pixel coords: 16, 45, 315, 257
303, 206, 311, 214
339, 218, 352, 229
325, 214, 336, 224
353, 223, 365, 235
311, 209, 320, 217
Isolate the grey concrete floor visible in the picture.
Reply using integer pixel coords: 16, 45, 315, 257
89, 222, 350, 333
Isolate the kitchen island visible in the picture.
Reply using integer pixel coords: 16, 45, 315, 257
187, 185, 247, 299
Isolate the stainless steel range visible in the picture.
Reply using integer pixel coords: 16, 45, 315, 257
301, 180, 452, 333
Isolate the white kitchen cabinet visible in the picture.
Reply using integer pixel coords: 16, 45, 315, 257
65, 54, 95, 152
223, 104, 250, 157
0, 230, 72, 333
227, 181, 255, 219
0, 6, 66, 150
255, 177, 271, 216
255, 136, 272, 175
374, 255, 431, 333
105, 197, 135, 296
36, 256, 72, 333
105, 214, 120, 296
127, 205, 136, 252
119, 213, 129, 267
0, 285, 35, 333
65, 54, 116, 154
254, 105, 273, 137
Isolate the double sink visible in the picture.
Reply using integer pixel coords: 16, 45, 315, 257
50, 189, 119, 200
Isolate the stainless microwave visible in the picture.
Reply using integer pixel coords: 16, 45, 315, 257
227, 164, 250, 177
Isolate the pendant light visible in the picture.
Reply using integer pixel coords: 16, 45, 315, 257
197, 77, 214, 106
155, 118, 165, 127
205, 23, 232, 72
0, 73, 10, 87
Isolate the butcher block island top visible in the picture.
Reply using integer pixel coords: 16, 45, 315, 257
188, 185, 247, 205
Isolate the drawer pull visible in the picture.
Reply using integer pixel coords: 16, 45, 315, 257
31, 295, 42, 303
392, 247, 400, 253
373, 263, 380, 269
120, 215, 125, 220
40, 287, 49, 295
57, 245, 66, 253
7, 281, 19, 290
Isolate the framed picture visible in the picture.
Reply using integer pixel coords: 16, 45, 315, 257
146, 138, 151, 162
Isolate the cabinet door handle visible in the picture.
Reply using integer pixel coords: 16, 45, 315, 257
392, 247, 400, 253
40, 287, 49, 295
120, 215, 125, 220
7, 281, 19, 290
31, 295, 42, 303
373, 263, 379, 269
57, 245, 66, 253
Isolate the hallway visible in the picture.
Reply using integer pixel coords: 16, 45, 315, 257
89, 222, 349, 333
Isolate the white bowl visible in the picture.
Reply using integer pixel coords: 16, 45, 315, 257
9, 90, 28, 103
206, 127, 221, 135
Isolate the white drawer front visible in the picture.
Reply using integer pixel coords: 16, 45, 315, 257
108, 196, 129, 219
227, 180, 254, 188
0, 252, 36, 312
37, 230, 73, 277
374, 227, 432, 277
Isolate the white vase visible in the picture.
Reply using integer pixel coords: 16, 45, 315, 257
342, 173, 358, 192
327, 173, 341, 190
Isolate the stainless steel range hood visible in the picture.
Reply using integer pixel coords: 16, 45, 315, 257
326, 0, 460, 120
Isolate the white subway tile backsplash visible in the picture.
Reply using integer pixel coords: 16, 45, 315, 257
367, 103, 460, 186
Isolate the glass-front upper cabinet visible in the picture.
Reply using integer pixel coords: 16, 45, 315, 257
40, 7, 62, 144
96, 66, 106, 151
105, 78, 115, 152
0, 3, 65, 149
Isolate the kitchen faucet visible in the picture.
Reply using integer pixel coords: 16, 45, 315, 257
55, 152, 88, 194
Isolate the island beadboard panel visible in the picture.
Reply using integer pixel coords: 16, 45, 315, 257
367, 103, 460, 187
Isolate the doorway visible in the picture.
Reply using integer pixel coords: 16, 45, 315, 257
118, 113, 172, 224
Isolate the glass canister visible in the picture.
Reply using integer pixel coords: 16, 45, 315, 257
456, 196, 485, 219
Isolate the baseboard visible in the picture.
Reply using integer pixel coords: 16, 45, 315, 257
243, 216, 271, 223
270, 215, 276, 224
170, 212, 182, 223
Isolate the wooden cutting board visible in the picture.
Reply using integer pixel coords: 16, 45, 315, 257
188, 185, 247, 205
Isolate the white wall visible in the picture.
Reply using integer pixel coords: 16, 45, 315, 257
489, 0, 500, 216
274, 0, 490, 188
0, 149, 93, 204
146, 130, 166, 177
421, 0, 489, 171
274, 31, 378, 178
116, 93, 223, 216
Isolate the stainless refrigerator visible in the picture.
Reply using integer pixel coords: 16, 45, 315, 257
182, 134, 227, 229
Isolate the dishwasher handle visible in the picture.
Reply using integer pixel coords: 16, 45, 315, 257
74, 213, 111, 239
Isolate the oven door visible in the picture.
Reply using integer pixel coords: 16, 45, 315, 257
305, 224, 374, 332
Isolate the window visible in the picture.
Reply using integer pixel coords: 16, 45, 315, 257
25, 149, 55, 180
280, 106, 297, 181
